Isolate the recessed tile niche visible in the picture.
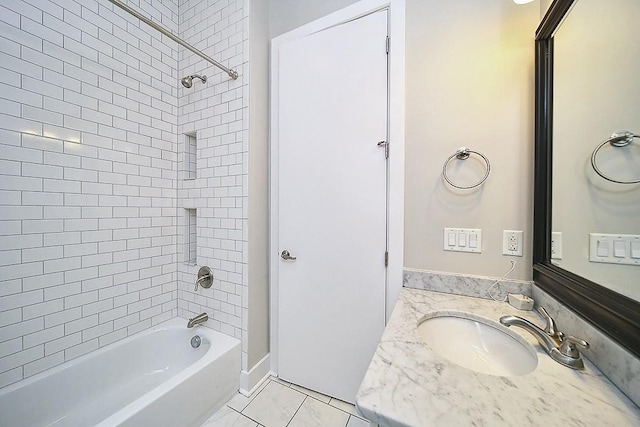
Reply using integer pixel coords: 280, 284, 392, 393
181, 132, 197, 180
184, 208, 197, 265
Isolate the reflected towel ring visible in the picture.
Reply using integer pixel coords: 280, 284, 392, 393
590, 130, 640, 184
442, 147, 491, 189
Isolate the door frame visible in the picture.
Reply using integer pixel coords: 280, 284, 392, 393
269, 0, 406, 374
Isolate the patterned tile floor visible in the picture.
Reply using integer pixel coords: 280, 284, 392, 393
201, 377, 371, 427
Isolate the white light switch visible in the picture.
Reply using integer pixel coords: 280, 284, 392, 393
631, 241, 640, 259
590, 234, 640, 266
551, 232, 563, 260
597, 240, 609, 257
443, 228, 481, 253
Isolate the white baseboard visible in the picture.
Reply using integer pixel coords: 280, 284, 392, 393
239, 353, 272, 396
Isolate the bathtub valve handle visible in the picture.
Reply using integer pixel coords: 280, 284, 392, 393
194, 266, 213, 291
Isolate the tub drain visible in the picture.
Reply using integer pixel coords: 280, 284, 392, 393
191, 335, 201, 348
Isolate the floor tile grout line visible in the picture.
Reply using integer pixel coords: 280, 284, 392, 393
346, 414, 355, 426
352, 414, 369, 422
290, 394, 358, 426
227, 406, 263, 426
241, 378, 308, 427
235, 377, 273, 412
247, 381, 270, 403
215, 377, 368, 427
278, 377, 367, 421
284, 395, 308, 427
327, 398, 368, 420
305, 393, 353, 415
248, 377, 273, 400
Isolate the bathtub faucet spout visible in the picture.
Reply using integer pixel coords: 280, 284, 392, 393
187, 312, 208, 328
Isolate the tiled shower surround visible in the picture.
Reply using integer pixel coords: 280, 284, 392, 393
177, 0, 248, 363
0, 0, 249, 388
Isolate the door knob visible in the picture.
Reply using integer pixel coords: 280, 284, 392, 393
281, 250, 297, 261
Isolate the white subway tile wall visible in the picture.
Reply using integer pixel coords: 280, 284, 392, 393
0, 0, 248, 388
177, 0, 249, 368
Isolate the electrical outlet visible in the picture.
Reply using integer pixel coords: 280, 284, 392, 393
503, 230, 523, 257
551, 232, 563, 259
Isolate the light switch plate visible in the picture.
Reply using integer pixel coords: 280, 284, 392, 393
444, 228, 482, 253
551, 232, 563, 260
632, 241, 640, 259
589, 233, 640, 266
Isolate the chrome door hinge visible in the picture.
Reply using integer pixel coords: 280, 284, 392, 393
384, 251, 389, 267
385, 36, 390, 54
377, 140, 389, 158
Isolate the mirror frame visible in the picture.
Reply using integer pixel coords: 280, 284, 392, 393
534, 0, 640, 358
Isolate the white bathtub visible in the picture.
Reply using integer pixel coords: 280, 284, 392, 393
0, 318, 241, 427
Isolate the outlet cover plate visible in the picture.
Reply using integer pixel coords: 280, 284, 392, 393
503, 230, 523, 257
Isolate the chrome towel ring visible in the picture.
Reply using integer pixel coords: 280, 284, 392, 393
442, 147, 491, 189
590, 130, 640, 184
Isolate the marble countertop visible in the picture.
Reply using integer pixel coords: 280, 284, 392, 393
355, 288, 640, 427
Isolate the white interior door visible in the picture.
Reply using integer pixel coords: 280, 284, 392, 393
276, 9, 389, 403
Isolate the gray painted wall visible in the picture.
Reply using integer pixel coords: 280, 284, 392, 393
247, 0, 271, 369
270, 0, 360, 37
403, 0, 538, 281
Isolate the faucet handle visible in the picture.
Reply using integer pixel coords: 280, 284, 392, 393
559, 336, 589, 358
194, 266, 213, 291
537, 307, 559, 337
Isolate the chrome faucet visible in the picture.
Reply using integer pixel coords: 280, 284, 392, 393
187, 312, 208, 328
500, 307, 589, 369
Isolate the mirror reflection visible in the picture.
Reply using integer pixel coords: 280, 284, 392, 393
552, 0, 640, 301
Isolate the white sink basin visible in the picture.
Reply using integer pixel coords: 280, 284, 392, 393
417, 311, 537, 377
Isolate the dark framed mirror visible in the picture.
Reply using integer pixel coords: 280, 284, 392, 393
534, 0, 640, 357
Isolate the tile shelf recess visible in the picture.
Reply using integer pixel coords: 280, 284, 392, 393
181, 131, 198, 267
182, 132, 197, 181
184, 208, 197, 265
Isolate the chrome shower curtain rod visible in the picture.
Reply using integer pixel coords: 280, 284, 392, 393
107, 0, 239, 80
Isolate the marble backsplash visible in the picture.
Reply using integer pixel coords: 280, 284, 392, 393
402, 268, 639, 408
403, 268, 532, 301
